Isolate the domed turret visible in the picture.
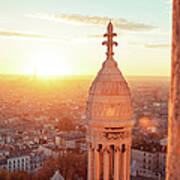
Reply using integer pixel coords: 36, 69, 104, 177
86, 22, 134, 180
86, 22, 133, 125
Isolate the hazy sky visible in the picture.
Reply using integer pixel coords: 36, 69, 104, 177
0, 0, 172, 76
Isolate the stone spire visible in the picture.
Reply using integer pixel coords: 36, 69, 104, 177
33, 64, 37, 80
102, 21, 118, 59
166, 0, 180, 179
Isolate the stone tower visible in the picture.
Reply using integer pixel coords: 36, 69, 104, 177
33, 64, 37, 81
86, 22, 134, 180
166, 0, 180, 179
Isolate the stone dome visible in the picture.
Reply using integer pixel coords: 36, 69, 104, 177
86, 58, 133, 122
86, 22, 133, 126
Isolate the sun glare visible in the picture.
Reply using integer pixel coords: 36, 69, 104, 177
33, 52, 72, 76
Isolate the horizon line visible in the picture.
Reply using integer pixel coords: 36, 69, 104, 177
0, 73, 170, 78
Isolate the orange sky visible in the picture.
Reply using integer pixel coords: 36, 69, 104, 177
0, 0, 172, 77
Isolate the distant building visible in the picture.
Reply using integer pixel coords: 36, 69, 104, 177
65, 138, 76, 149
30, 154, 45, 173
7, 155, 30, 173
35, 145, 59, 157
50, 170, 64, 180
0, 159, 7, 170
131, 142, 167, 180
55, 132, 86, 152
0, 150, 10, 158
55, 135, 61, 146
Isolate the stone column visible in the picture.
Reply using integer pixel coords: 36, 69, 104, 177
166, 0, 180, 179
119, 145, 123, 179
88, 144, 94, 180
122, 145, 127, 180
94, 146, 100, 180
103, 147, 110, 180
126, 144, 131, 180
114, 146, 120, 180
110, 145, 114, 178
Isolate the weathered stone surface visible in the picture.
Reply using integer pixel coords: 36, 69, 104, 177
86, 58, 133, 122
166, 0, 180, 179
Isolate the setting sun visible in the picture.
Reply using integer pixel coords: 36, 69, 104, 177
33, 52, 73, 76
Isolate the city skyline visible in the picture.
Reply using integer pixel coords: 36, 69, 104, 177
0, 0, 172, 76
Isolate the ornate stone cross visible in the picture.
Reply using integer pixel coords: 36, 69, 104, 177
102, 21, 118, 59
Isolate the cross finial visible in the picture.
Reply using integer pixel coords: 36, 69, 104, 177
102, 22, 118, 59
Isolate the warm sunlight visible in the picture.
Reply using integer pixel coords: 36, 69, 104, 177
33, 52, 72, 76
